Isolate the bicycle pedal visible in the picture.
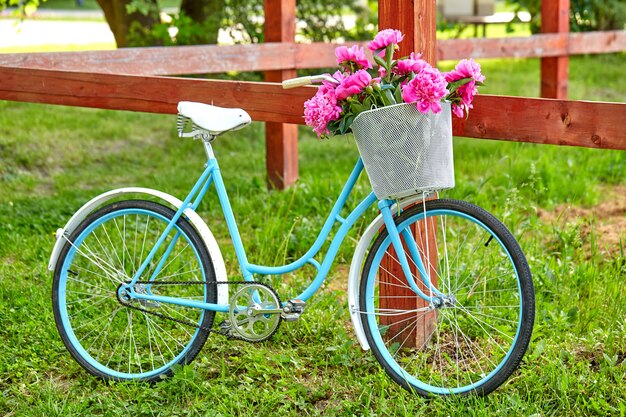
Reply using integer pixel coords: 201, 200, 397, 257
281, 299, 306, 322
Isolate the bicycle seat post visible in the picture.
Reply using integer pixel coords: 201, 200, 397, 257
202, 138, 216, 161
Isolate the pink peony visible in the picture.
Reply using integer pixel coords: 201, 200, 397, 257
394, 52, 427, 76
334, 69, 372, 101
304, 88, 343, 137
445, 59, 484, 118
401, 65, 448, 114
444, 58, 485, 83
459, 81, 479, 104
449, 82, 478, 117
451, 102, 469, 118
335, 45, 372, 70
316, 71, 345, 96
368, 29, 404, 56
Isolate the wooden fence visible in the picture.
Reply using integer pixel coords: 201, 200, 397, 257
0, 0, 625, 183
1, 30, 624, 74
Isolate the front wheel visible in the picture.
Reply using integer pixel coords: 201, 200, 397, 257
359, 199, 534, 396
52, 200, 217, 381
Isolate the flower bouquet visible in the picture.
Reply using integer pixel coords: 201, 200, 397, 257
303, 29, 485, 200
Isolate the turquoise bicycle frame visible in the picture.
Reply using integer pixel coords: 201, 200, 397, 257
121, 141, 442, 312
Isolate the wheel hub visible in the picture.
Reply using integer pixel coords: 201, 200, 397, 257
116, 282, 160, 308
433, 294, 457, 309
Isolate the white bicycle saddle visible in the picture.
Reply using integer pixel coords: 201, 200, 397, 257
177, 101, 252, 136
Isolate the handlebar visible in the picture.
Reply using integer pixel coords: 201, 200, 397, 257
281, 74, 339, 89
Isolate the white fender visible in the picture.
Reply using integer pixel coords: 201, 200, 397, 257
48, 187, 228, 305
348, 196, 424, 350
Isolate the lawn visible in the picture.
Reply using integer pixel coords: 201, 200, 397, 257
0, 53, 625, 416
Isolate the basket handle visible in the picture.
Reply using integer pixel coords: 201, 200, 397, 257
282, 74, 339, 89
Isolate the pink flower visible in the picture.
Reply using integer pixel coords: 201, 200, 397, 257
451, 103, 469, 118
445, 59, 484, 118
368, 29, 404, 56
459, 81, 479, 103
304, 88, 342, 137
317, 71, 345, 96
444, 58, 485, 83
335, 45, 372, 70
394, 52, 427, 76
449, 83, 478, 118
401, 65, 448, 114
335, 69, 372, 101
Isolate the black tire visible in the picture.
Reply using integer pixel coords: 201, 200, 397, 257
359, 199, 534, 396
52, 200, 217, 381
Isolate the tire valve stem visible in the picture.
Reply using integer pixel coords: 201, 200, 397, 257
484, 235, 494, 247
67, 269, 78, 276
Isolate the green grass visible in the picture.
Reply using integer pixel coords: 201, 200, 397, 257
0, 54, 625, 416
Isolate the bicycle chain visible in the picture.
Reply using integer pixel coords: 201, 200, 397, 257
117, 280, 279, 342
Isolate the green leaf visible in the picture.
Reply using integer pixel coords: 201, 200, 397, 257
384, 44, 394, 70
394, 84, 403, 103
327, 120, 341, 135
373, 53, 387, 68
363, 96, 373, 111
350, 102, 364, 113
447, 77, 473, 92
339, 117, 347, 134
380, 89, 396, 106
344, 115, 355, 133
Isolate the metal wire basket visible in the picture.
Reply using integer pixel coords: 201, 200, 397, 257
351, 102, 455, 200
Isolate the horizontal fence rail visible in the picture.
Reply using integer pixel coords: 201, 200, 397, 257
1, 31, 624, 75
441, 30, 625, 60
1, 66, 624, 150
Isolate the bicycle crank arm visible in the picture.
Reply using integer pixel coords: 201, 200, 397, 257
233, 307, 284, 316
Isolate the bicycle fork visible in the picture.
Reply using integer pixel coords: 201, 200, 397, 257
377, 199, 447, 307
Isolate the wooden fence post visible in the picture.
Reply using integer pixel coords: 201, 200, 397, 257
264, 0, 299, 189
378, 0, 438, 348
541, 0, 569, 99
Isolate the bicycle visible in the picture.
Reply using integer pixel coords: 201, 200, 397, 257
49, 76, 535, 396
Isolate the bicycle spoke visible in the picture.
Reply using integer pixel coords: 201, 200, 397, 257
66, 238, 123, 284
361, 201, 533, 395
55, 202, 216, 380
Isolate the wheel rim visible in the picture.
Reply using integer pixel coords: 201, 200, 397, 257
57, 208, 210, 379
364, 208, 525, 394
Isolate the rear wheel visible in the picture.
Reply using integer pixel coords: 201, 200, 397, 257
359, 199, 534, 395
52, 200, 216, 381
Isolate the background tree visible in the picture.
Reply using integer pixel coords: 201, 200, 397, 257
129, 0, 375, 47
0, 0, 377, 48
1, 0, 375, 48
98, 0, 160, 47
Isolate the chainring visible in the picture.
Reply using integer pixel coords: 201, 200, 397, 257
228, 283, 283, 342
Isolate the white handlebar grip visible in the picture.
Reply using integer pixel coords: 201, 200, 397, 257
282, 77, 313, 89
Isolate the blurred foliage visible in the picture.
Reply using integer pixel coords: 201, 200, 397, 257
570, 0, 626, 32
505, 0, 542, 33
506, 0, 626, 33
0, 0, 46, 15
127, 11, 218, 46
127, 0, 377, 47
